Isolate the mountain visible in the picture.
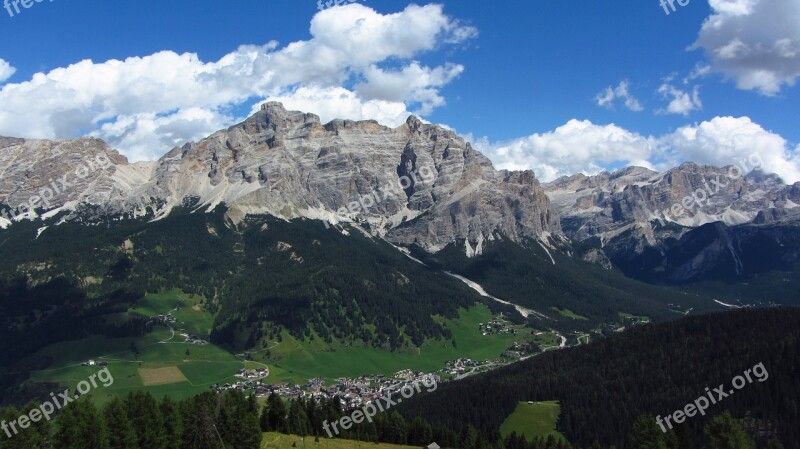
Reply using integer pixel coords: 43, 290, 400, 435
2, 104, 796, 341
1, 102, 562, 255
543, 163, 800, 283
0, 104, 735, 400
2, 104, 799, 449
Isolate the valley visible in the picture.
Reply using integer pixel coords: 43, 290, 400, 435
26, 289, 560, 404
1, 1, 799, 448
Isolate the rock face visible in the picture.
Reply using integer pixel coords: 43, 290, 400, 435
544, 163, 799, 244
0, 103, 562, 253
544, 163, 800, 280
0, 136, 154, 225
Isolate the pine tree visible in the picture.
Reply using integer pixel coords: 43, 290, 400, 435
54, 400, 110, 449
665, 423, 693, 449
287, 401, 310, 437
460, 425, 479, 449
384, 411, 407, 445
235, 395, 262, 449
1, 404, 50, 449
179, 394, 223, 449
160, 396, 182, 449
629, 416, 667, 449
104, 397, 137, 449
125, 391, 166, 449
766, 439, 785, 449
266, 393, 287, 434
704, 412, 755, 449
259, 403, 270, 432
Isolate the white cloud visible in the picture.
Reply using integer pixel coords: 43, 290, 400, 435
252, 86, 413, 127
657, 83, 703, 116
0, 59, 14, 83
479, 116, 800, 184
658, 116, 800, 183
595, 80, 643, 111
692, 0, 800, 95
480, 120, 654, 181
91, 108, 234, 163
0, 4, 476, 161
355, 62, 464, 115
685, 63, 712, 83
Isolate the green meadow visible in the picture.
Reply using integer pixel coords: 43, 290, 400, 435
261, 433, 420, 449
550, 307, 588, 320
30, 290, 244, 403
262, 303, 533, 384
29, 291, 533, 400
500, 401, 566, 442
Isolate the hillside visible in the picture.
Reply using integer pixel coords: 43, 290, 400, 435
398, 307, 800, 448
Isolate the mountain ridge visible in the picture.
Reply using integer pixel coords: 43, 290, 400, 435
0, 102, 562, 255
1, 103, 798, 268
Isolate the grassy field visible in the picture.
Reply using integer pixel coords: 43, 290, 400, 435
261, 304, 534, 384
261, 433, 421, 449
500, 401, 567, 442
531, 330, 560, 348
550, 308, 588, 320
618, 312, 650, 323
129, 289, 215, 338
30, 295, 533, 401
30, 290, 246, 403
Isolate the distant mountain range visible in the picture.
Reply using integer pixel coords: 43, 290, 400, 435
1, 102, 798, 303
543, 163, 800, 282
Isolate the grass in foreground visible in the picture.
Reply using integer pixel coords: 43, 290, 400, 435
261, 433, 421, 449
500, 401, 567, 442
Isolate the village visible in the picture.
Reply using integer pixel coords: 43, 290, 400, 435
211, 312, 547, 404
213, 369, 441, 411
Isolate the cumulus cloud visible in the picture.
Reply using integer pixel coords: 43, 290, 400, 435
594, 80, 643, 111
692, 0, 800, 95
658, 116, 800, 183
355, 62, 464, 115
479, 116, 800, 184
657, 83, 702, 116
90, 108, 234, 163
0, 59, 14, 83
251, 86, 413, 127
478, 120, 654, 181
0, 4, 476, 161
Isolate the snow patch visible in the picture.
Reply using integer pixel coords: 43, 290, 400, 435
444, 271, 548, 320
713, 299, 742, 308
537, 240, 556, 265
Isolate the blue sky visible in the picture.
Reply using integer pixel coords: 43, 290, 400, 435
0, 0, 798, 181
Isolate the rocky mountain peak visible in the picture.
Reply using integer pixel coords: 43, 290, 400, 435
0, 103, 563, 255
544, 160, 799, 246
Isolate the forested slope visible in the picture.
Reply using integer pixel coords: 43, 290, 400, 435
399, 307, 800, 448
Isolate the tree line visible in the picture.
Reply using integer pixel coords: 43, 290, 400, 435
3, 388, 788, 449
398, 307, 800, 448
